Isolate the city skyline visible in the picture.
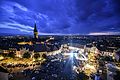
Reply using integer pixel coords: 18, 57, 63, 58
0, 0, 120, 35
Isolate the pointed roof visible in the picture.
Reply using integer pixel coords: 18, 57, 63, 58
34, 23, 38, 32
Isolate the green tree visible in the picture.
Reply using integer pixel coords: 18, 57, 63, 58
23, 52, 31, 59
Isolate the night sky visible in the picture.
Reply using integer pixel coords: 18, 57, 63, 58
0, 0, 120, 35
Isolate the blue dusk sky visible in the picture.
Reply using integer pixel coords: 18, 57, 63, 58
0, 0, 120, 35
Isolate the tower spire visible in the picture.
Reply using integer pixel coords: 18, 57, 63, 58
33, 22, 38, 39
34, 23, 38, 32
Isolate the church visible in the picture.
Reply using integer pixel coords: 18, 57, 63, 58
17, 23, 60, 53
33, 23, 38, 39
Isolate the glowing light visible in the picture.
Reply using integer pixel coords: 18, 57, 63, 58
70, 53, 74, 58
84, 64, 96, 70
73, 66, 77, 70
0, 56, 4, 60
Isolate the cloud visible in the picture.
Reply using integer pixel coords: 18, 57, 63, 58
0, 1, 28, 12
0, 0, 120, 35
0, 0, 50, 33
6, 21, 34, 30
0, 22, 33, 33
14, 3, 28, 11
88, 32, 120, 35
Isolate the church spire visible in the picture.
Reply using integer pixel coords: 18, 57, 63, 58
33, 22, 38, 39
34, 23, 38, 32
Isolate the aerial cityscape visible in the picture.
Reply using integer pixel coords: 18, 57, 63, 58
0, 0, 120, 80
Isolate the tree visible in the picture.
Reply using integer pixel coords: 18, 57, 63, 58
8, 52, 15, 58
23, 52, 31, 59
33, 53, 40, 59
42, 54, 47, 59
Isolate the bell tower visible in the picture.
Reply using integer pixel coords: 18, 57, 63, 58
33, 23, 38, 39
